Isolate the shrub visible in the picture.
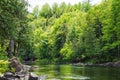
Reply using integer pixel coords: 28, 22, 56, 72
0, 60, 9, 74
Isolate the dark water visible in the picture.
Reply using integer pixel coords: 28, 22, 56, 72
34, 64, 120, 80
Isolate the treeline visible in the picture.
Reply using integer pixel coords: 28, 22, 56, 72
0, 0, 120, 64
27, 0, 120, 63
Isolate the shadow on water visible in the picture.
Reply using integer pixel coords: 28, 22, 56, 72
33, 64, 120, 80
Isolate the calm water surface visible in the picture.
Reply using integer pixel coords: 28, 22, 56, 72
34, 64, 120, 80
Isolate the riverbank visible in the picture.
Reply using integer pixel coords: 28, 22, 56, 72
1, 57, 120, 80
0, 57, 46, 80
72, 61, 120, 67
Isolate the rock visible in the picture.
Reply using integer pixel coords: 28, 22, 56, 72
14, 75, 20, 79
30, 65, 39, 71
23, 65, 31, 69
104, 62, 114, 67
4, 72, 14, 78
114, 61, 120, 67
2, 72, 15, 80
116, 61, 120, 64
9, 57, 23, 72
0, 58, 46, 80
0, 73, 3, 77
38, 75, 46, 80
0, 76, 3, 80
0, 77, 8, 80
29, 73, 38, 80
97, 64, 105, 67
28, 73, 46, 80
23, 65, 32, 71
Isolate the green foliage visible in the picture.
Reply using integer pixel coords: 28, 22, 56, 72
1, 0, 120, 64
39, 3, 52, 18
60, 43, 73, 61
27, 0, 120, 64
0, 53, 8, 60
0, 60, 9, 73
0, 45, 8, 60
0, 0, 29, 58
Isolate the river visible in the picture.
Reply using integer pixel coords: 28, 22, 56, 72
33, 64, 120, 80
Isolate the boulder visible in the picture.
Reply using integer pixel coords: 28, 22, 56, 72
2, 72, 14, 80
29, 73, 38, 80
23, 65, 32, 71
9, 57, 23, 72
105, 62, 114, 66
114, 61, 120, 67
0, 77, 8, 80
30, 65, 39, 71
0, 76, 3, 80
38, 75, 46, 80
4, 72, 14, 78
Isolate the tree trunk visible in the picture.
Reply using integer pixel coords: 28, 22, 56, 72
14, 41, 17, 57
8, 36, 14, 58
118, 45, 120, 58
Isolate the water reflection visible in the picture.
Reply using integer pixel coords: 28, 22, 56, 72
34, 65, 120, 80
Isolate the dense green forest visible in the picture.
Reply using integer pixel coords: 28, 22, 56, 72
0, 0, 120, 64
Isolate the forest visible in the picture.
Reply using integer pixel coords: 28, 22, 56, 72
0, 0, 120, 67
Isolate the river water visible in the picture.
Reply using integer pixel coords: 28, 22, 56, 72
34, 64, 120, 80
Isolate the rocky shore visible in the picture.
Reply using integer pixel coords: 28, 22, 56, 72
0, 57, 46, 80
72, 61, 120, 67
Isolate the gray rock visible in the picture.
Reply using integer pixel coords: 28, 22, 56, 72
105, 62, 114, 67
0, 77, 8, 80
38, 75, 46, 80
29, 73, 38, 80
4, 72, 14, 78
9, 57, 23, 72
30, 65, 39, 71
114, 61, 120, 67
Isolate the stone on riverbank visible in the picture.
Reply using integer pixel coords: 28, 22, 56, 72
9, 57, 23, 72
4, 72, 14, 78
29, 72, 38, 80
0, 57, 46, 80
72, 60, 120, 67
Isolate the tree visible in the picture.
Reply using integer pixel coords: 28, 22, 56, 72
32, 5, 39, 18
0, 0, 28, 58
39, 3, 52, 18
110, 0, 120, 57
51, 2, 58, 18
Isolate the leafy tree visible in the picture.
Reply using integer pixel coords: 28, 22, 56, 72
39, 3, 52, 18
110, 0, 120, 57
0, 0, 28, 58
32, 5, 39, 18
